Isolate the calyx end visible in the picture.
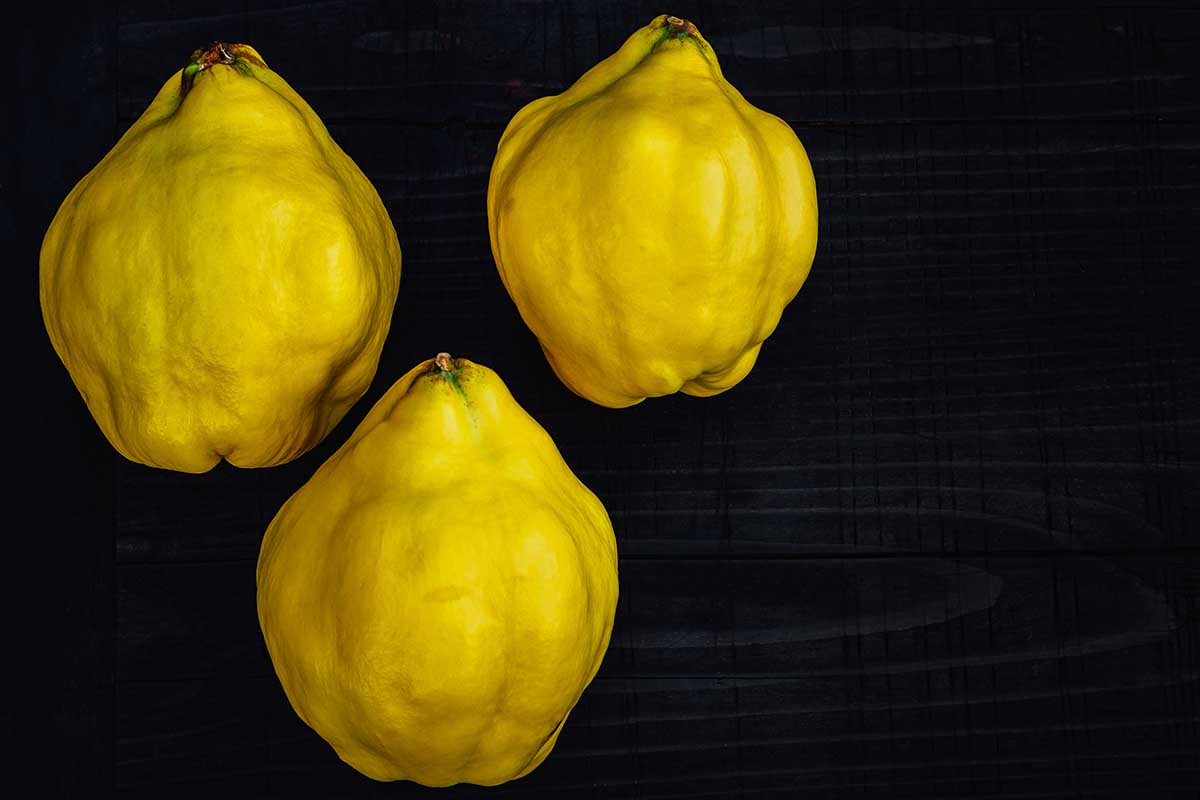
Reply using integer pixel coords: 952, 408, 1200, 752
434, 352, 456, 372
430, 353, 471, 405
648, 14, 709, 57
664, 15, 699, 38
188, 42, 266, 72
180, 42, 266, 99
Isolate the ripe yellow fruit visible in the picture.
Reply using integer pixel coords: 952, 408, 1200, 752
488, 15, 818, 407
256, 354, 619, 786
40, 43, 401, 472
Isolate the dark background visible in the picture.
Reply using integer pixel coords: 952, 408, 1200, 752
5, 1, 1199, 797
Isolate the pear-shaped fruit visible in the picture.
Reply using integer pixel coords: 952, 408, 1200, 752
488, 14, 818, 407
40, 43, 401, 472
256, 354, 618, 786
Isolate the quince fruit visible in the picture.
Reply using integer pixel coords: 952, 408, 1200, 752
487, 15, 818, 407
40, 43, 401, 472
256, 354, 618, 786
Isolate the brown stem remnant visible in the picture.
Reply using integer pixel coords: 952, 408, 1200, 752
431, 352, 470, 405
179, 42, 267, 100
665, 16, 699, 38
189, 42, 267, 71
648, 14, 708, 57
195, 43, 238, 70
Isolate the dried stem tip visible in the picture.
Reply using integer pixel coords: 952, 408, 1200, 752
180, 42, 267, 98
194, 42, 239, 70
435, 352, 455, 372
185, 42, 266, 74
666, 16, 698, 36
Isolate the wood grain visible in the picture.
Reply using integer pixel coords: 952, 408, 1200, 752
110, 553, 1200, 796
2, 3, 120, 794
6, 0, 1199, 797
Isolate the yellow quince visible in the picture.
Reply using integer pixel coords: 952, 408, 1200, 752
487, 14, 818, 407
256, 354, 619, 786
40, 43, 401, 472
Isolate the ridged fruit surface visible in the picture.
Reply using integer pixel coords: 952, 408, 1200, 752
40, 43, 401, 472
487, 14, 818, 408
257, 354, 619, 786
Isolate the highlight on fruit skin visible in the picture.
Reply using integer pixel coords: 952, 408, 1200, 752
39, 42, 401, 472
256, 353, 619, 786
487, 14, 819, 408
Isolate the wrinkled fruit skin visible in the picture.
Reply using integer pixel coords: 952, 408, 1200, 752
488, 15, 818, 408
256, 356, 619, 786
40, 44, 401, 472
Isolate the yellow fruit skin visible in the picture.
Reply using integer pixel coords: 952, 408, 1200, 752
40, 44, 401, 472
256, 356, 619, 786
487, 15, 818, 408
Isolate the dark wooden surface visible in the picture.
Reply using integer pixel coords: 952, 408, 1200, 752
5, 1, 1200, 797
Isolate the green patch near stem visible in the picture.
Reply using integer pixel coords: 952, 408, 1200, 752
649, 15, 702, 53
643, 14, 720, 76
429, 352, 482, 438
178, 42, 264, 101
431, 352, 470, 404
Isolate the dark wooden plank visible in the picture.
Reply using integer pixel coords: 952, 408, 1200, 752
11, 1, 1200, 796
1, 2, 119, 794
116, 677, 281, 797
113, 554, 1200, 795
112, 115, 1200, 564
117, 554, 1189, 680
118, 561, 267, 683
113, 3, 1200, 125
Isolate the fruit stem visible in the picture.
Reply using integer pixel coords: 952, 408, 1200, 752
194, 42, 239, 70
179, 42, 266, 100
431, 352, 472, 407
648, 13, 714, 66
664, 15, 699, 39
